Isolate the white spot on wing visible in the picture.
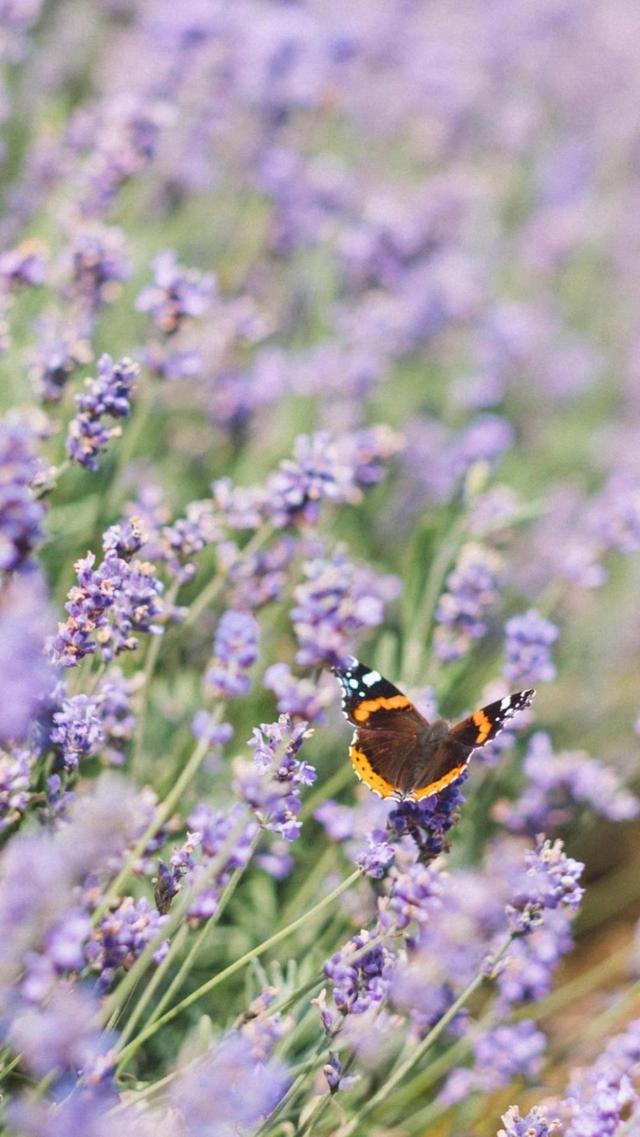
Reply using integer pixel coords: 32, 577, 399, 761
363, 670, 381, 687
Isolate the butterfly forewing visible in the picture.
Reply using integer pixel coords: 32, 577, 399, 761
333, 660, 427, 734
447, 689, 535, 749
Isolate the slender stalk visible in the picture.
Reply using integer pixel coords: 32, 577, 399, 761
184, 522, 273, 629
131, 578, 180, 781
131, 838, 258, 1040
92, 733, 211, 925
116, 869, 362, 1072
402, 513, 467, 687
335, 935, 514, 1137
108, 926, 188, 1037
103, 806, 246, 1026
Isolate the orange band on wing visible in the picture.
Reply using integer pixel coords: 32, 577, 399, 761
349, 745, 396, 798
472, 708, 492, 744
411, 763, 466, 801
353, 694, 411, 723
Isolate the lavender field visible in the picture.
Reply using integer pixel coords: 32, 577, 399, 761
3, 2, 640, 1135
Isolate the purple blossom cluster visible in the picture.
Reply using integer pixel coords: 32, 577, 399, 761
505, 836, 584, 936
136, 249, 215, 336
324, 929, 396, 1018
51, 522, 164, 667
504, 609, 559, 687
89, 897, 169, 992
205, 609, 259, 698
0, 420, 45, 572
291, 546, 400, 669
495, 731, 639, 834
156, 803, 257, 921
434, 543, 504, 663
66, 354, 138, 470
235, 715, 316, 843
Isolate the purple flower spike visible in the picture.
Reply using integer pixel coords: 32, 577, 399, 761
387, 778, 467, 863
0, 420, 46, 572
51, 694, 104, 770
206, 610, 259, 698
51, 533, 163, 668
66, 355, 138, 471
236, 715, 315, 842
434, 542, 504, 663
504, 609, 558, 686
291, 546, 400, 670
498, 1105, 558, 1137
0, 239, 47, 290
506, 836, 584, 935
136, 249, 215, 335
0, 569, 55, 741
324, 929, 396, 1016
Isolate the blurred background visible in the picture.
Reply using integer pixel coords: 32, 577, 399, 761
3, 1, 640, 1131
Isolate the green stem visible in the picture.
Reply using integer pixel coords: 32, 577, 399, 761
131, 579, 181, 781
104, 380, 154, 517
103, 804, 245, 1026
402, 514, 467, 687
184, 523, 273, 629
115, 869, 362, 1072
336, 934, 513, 1137
131, 842, 257, 1041
110, 926, 188, 1038
92, 733, 211, 926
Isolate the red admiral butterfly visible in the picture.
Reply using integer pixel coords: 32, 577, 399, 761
333, 660, 535, 801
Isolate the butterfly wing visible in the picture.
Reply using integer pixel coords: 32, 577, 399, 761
333, 660, 427, 732
349, 728, 424, 799
410, 689, 535, 802
334, 660, 428, 799
446, 689, 535, 749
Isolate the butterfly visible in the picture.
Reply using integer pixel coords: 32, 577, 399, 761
333, 659, 535, 801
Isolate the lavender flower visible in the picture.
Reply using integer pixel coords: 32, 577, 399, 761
89, 897, 169, 992
264, 660, 332, 722
291, 546, 400, 669
0, 238, 47, 289
235, 715, 316, 841
498, 1106, 558, 1137
382, 861, 445, 932
160, 498, 221, 582
324, 929, 396, 1016
0, 419, 45, 572
136, 249, 215, 335
442, 1020, 546, 1104
93, 667, 140, 766
0, 569, 55, 740
158, 804, 257, 921
8, 984, 111, 1081
205, 610, 259, 698
505, 837, 584, 936
51, 531, 163, 667
504, 609, 558, 686
65, 224, 131, 319
66, 355, 138, 471
168, 1031, 289, 1136
0, 774, 148, 1008
51, 693, 104, 770
387, 778, 467, 863
434, 543, 504, 663
495, 731, 639, 833
0, 745, 35, 828
28, 316, 92, 403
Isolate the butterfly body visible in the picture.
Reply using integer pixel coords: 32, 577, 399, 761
334, 660, 534, 801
